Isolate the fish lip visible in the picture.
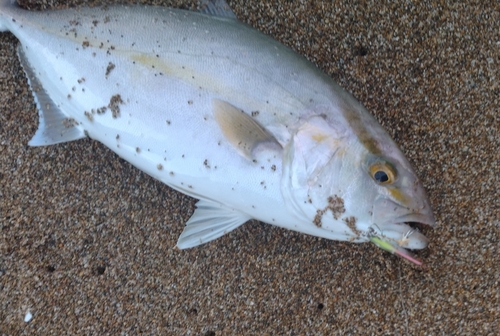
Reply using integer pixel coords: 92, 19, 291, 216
373, 195, 436, 229
371, 200, 435, 250
372, 222, 430, 250
369, 186, 435, 252
394, 212, 436, 228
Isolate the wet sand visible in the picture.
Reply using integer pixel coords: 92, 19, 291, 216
1, 0, 498, 334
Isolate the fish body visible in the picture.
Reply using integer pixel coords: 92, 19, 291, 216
0, 1, 435, 262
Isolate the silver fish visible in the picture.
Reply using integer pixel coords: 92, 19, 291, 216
0, 0, 435, 264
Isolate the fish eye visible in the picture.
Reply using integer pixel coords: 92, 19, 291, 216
374, 170, 389, 183
369, 161, 397, 185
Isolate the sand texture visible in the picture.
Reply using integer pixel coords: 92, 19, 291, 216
1, 0, 498, 334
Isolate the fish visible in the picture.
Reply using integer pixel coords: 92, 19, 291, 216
0, 0, 435, 265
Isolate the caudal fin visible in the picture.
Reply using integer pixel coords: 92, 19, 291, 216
17, 45, 86, 146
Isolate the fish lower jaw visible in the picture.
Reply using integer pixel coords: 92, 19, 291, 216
370, 223, 429, 250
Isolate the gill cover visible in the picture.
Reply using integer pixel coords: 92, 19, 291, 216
281, 115, 352, 232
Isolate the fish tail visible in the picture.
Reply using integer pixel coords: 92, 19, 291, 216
0, 0, 17, 32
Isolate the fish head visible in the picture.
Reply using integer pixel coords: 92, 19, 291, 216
281, 110, 435, 254
362, 152, 436, 249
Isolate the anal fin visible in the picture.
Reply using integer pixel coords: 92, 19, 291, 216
176, 199, 252, 249
17, 45, 85, 146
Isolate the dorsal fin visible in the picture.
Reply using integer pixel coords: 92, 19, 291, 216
198, 0, 237, 19
212, 99, 282, 160
17, 45, 85, 146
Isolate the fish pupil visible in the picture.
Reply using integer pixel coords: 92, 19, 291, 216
374, 171, 389, 183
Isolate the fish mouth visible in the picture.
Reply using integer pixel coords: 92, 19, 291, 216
368, 218, 431, 265
368, 180, 435, 264
374, 222, 429, 249
394, 212, 436, 228
372, 199, 435, 250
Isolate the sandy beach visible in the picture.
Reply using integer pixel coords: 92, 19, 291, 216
1, 0, 498, 334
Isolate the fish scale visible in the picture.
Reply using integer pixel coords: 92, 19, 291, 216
0, 0, 435, 264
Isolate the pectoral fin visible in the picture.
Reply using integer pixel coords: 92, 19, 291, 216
176, 199, 252, 249
17, 45, 85, 146
212, 99, 282, 160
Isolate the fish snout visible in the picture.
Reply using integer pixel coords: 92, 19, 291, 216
372, 196, 434, 250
